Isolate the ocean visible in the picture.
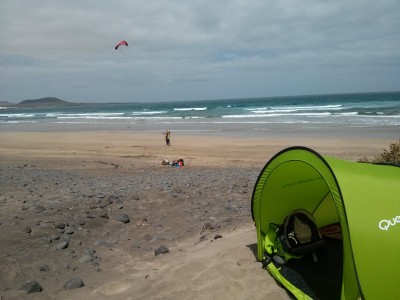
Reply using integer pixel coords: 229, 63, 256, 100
1, 92, 400, 132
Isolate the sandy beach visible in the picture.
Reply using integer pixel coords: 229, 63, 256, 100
0, 126, 398, 299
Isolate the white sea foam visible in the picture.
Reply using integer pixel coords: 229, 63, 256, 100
132, 116, 183, 120
57, 116, 132, 120
332, 112, 358, 116
222, 112, 332, 118
0, 113, 37, 118
174, 107, 208, 111
130, 111, 167, 115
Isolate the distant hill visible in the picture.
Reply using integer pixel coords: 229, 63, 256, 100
0, 101, 13, 106
18, 97, 73, 107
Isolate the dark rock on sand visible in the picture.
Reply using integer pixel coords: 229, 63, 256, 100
79, 253, 93, 263
155, 245, 169, 256
65, 227, 74, 234
100, 198, 113, 208
21, 280, 43, 293
113, 213, 130, 223
85, 213, 96, 219
51, 232, 61, 240
63, 277, 84, 289
76, 219, 86, 226
99, 210, 109, 219
56, 240, 69, 250
55, 222, 65, 229
39, 265, 50, 272
24, 226, 32, 233
0, 163, 256, 298
214, 234, 223, 240
41, 236, 52, 244
202, 222, 220, 230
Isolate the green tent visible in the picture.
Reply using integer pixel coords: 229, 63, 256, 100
251, 146, 400, 300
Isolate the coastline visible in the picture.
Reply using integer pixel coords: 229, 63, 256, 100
0, 124, 398, 299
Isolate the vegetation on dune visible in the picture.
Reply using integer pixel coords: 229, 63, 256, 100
359, 140, 400, 165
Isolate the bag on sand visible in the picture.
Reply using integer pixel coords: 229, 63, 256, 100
277, 209, 324, 255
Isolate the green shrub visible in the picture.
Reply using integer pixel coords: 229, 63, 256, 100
359, 140, 400, 165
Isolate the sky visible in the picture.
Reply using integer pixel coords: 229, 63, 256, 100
0, 0, 399, 103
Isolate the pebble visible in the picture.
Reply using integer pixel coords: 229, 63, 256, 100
1, 164, 255, 298
63, 277, 84, 289
55, 222, 65, 229
85, 213, 96, 219
77, 219, 86, 225
65, 227, 74, 234
99, 210, 109, 219
100, 198, 113, 208
202, 222, 220, 230
155, 245, 169, 256
39, 265, 50, 272
21, 280, 43, 293
113, 213, 130, 223
56, 240, 69, 250
41, 236, 52, 244
79, 253, 93, 263
214, 234, 223, 240
51, 232, 61, 240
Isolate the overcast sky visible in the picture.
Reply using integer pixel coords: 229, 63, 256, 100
1, 0, 399, 103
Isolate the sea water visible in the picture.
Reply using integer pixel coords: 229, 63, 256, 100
1, 92, 400, 131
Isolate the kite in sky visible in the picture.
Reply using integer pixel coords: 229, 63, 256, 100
115, 40, 128, 50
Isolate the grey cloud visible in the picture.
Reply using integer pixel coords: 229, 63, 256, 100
0, 0, 399, 102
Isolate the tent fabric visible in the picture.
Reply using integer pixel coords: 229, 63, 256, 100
251, 146, 400, 300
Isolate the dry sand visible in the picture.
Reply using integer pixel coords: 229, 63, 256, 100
0, 129, 397, 299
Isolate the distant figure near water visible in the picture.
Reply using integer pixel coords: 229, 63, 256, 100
163, 130, 171, 146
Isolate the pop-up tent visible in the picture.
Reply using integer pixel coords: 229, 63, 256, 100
251, 146, 400, 300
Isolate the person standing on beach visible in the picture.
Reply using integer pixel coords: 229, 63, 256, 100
163, 130, 171, 146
